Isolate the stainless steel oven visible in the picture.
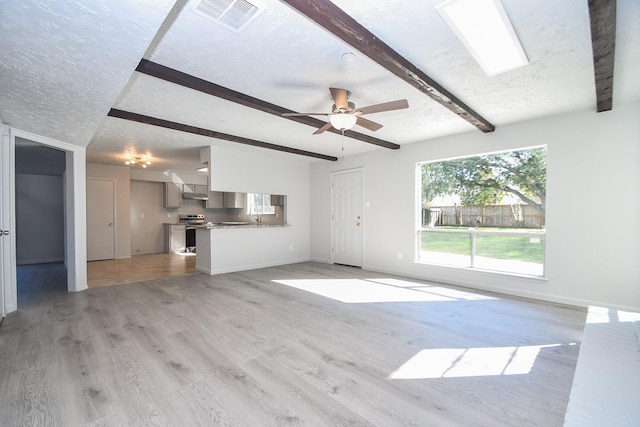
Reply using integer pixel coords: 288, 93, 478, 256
178, 214, 204, 252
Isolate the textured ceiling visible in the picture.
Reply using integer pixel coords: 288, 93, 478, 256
1, 0, 638, 173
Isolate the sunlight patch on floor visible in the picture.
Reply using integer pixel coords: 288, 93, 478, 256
389, 344, 563, 379
272, 277, 496, 303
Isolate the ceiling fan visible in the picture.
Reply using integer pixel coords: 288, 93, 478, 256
282, 87, 409, 134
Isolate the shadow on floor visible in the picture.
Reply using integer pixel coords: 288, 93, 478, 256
17, 262, 68, 305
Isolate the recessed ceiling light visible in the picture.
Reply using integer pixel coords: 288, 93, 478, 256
436, 0, 528, 76
341, 52, 356, 62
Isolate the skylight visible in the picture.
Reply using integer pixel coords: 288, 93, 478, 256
436, 0, 528, 76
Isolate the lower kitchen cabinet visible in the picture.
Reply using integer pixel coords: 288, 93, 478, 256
164, 224, 186, 253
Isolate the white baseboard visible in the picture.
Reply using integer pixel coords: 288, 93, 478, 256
204, 257, 311, 275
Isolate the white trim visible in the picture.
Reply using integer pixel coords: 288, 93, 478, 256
9, 127, 87, 300
200, 257, 311, 275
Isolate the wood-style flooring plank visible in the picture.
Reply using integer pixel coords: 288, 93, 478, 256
0, 260, 588, 426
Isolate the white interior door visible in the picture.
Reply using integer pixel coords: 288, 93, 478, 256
1, 132, 8, 318
332, 169, 363, 267
1, 126, 16, 316
87, 178, 115, 261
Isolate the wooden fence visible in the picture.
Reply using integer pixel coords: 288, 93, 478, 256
422, 205, 544, 229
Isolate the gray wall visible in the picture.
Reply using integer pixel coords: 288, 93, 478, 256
16, 174, 64, 264
130, 180, 215, 254
15, 140, 66, 265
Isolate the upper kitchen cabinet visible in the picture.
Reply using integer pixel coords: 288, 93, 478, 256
223, 192, 245, 209
164, 182, 182, 208
205, 191, 224, 209
270, 194, 285, 206
182, 184, 208, 201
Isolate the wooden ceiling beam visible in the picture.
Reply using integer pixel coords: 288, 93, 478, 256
136, 59, 400, 150
107, 108, 338, 161
280, 0, 494, 133
588, 0, 616, 112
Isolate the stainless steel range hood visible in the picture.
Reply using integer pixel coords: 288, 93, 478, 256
182, 184, 208, 200
182, 192, 208, 201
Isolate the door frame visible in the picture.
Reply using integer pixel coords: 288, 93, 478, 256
1, 126, 14, 319
2, 126, 87, 314
330, 167, 365, 267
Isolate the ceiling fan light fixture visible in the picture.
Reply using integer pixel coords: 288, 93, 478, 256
124, 155, 152, 168
330, 114, 357, 131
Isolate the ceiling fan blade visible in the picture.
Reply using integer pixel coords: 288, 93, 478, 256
282, 112, 329, 117
356, 116, 383, 132
356, 99, 409, 115
313, 122, 333, 135
329, 87, 349, 110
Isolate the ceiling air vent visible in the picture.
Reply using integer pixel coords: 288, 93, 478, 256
194, 0, 264, 33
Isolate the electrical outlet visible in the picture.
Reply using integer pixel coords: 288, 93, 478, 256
397, 252, 403, 260
289, 244, 294, 251
167, 213, 171, 218
140, 213, 144, 219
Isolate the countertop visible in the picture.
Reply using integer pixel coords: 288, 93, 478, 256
198, 223, 289, 229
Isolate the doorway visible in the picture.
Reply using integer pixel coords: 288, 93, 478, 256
331, 169, 364, 267
14, 141, 67, 305
1, 126, 87, 315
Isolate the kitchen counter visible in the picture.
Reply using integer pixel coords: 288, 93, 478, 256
195, 224, 299, 275
200, 223, 289, 229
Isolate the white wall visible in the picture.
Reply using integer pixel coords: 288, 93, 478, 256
310, 101, 640, 311
204, 145, 311, 268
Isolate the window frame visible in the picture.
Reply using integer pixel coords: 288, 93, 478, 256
417, 146, 547, 278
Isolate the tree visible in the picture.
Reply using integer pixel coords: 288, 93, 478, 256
422, 148, 546, 214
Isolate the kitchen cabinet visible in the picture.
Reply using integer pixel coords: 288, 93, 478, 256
205, 191, 224, 209
270, 194, 285, 206
164, 182, 182, 208
164, 224, 186, 253
223, 192, 245, 208
182, 184, 208, 201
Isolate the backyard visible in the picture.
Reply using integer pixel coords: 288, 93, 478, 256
419, 227, 545, 276
421, 227, 544, 263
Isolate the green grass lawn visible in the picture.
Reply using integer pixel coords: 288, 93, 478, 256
421, 228, 544, 263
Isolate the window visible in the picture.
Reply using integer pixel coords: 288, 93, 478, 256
247, 193, 275, 216
418, 147, 546, 277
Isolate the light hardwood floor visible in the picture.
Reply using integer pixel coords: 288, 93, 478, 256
1, 262, 586, 426
87, 253, 196, 287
